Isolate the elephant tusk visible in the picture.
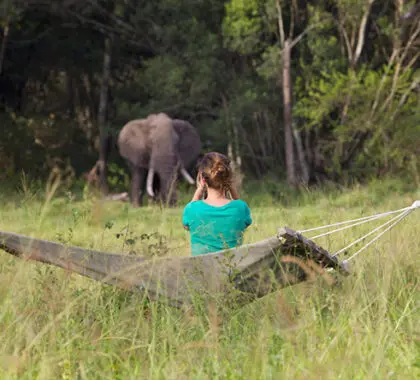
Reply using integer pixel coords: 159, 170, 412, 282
147, 169, 155, 197
180, 167, 195, 185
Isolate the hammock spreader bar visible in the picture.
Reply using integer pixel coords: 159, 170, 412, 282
0, 227, 348, 307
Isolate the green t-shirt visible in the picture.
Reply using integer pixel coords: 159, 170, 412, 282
182, 199, 252, 256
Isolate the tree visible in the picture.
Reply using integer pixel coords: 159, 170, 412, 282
223, 0, 313, 186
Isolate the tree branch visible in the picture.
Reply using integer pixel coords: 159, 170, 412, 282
289, 0, 295, 39
353, 0, 374, 66
400, 19, 420, 65
369, 49, 398, 119
337, 22, 353, 62
391, 75, 420, 121
275, 0, 285, 48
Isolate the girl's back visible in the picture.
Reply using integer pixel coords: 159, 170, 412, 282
183, 199, 252, 256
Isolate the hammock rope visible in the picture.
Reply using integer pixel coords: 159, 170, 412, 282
332, 209, 410, 258
298, 205, 415, 234
298, 201, 419, 264
342, 209, 413, 263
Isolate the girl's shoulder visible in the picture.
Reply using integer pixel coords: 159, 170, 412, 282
231, 199, 250, 208
184, 200, 205, 211
223, 199, 251, 214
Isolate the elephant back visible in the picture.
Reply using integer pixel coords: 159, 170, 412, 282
172, 119, 201, 169
118, 120, 151, 168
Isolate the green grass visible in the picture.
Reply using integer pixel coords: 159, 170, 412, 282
0, 178, 419, 379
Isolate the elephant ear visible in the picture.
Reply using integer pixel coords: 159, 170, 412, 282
172, 119, 201, 169
117, 119, 151, 168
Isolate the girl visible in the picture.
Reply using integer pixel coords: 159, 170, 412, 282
182, 152, 252, 256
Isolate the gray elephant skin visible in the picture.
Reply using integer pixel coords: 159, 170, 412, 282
107, 113, 201, 207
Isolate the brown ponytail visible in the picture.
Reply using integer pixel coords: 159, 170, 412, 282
197, 152, 232, 192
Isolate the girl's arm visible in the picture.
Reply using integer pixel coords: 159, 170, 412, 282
191, 172, 205, 201
191, 186, 205, 201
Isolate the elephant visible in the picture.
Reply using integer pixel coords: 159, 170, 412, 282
112, 112, 201, 207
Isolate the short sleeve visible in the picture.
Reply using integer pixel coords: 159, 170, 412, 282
182, 203, 191, 228
243, 202, 252, 227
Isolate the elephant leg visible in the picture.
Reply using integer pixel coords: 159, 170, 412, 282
130, 166, 147, 207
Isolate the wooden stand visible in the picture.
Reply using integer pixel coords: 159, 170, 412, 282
277, 227, 349, 275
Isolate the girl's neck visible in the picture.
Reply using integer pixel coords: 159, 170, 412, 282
204, 187, 231, 206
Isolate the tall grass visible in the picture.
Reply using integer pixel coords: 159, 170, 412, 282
0, 178, 418, 379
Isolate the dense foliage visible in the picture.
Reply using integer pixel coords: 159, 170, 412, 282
0, 0, 419, 186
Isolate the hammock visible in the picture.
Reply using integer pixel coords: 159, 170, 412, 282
1, 201, 417, 307
0, 227, 347, 307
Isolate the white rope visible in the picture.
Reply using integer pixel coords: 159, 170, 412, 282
309, 212, 395, 240
331, 210, 409, 257
342, 209, 413, 263
298, 205, 415, 234
297, 200, 419, 266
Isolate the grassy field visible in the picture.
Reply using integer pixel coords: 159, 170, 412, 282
0, 178, 419, 379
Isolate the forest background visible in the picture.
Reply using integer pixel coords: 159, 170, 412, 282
0, 0, 419, 190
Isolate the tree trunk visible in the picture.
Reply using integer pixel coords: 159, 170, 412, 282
232, 120, 243, 190
97, 36, 112, 195
222, 93, 244, 192
282, 39, 296, 186
292, 122, 309, 185
66, 71, 75, 118
0, 16, 10, 75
